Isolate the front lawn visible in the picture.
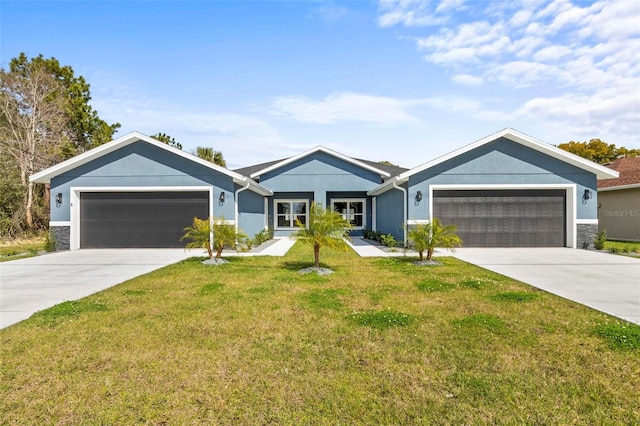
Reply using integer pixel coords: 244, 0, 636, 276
1, 243, 639, 424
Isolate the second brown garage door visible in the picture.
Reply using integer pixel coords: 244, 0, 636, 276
433, 189, 566, 247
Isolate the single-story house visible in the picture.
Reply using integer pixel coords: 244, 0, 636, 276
30, 128, 618, 250
597, 157, 640, 242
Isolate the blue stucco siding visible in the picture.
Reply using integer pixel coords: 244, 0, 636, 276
259, 152, 382, 205
49, 140, 235, 221
407, 138, 598, 220
375, 187, 405, 242
237, 187, 266, 238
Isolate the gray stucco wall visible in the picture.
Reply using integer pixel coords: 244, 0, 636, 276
375, 186, 405, 242
49, 141, 236, 222
237, 187, 266, 238
406, 138, 599, 221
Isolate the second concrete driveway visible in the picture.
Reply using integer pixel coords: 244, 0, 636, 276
0, 249, 202, 329
452, 248, 640, 324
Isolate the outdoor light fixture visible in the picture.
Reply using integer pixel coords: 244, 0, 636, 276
55, 193, 63, 204
583, 189, 591, 200
219, 191, 225, 203
416, 191, 423, 202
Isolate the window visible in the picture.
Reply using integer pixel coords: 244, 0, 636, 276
275, 200, 308, 228
331, 199, 365, 229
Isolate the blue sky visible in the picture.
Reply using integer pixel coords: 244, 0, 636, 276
2, 0, 639, 169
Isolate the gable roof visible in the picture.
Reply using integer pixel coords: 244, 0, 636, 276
247, 145, 391, 179
29, 131, 273, 196
368, 128, 619, 196
598, 157, 640, 191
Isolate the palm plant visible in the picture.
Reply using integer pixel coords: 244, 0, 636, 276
406, 218, 462, 261
181, 216, 247, 259
292, 202, 352, 268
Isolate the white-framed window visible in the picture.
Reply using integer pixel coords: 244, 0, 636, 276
331, 198, 365, 229
275, 200, 308, 228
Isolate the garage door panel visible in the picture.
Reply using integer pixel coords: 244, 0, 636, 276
80, 192, 209, 248
433, 189, 565, 247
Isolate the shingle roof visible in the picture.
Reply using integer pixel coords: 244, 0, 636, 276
234, 159, 285, 178
353, 158, 408, 177
599, 157, 640, 189
233, 154, 408, 178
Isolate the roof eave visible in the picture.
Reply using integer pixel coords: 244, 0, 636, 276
367, 177, 408, 196
250, 145, 391, 179
396, 128, 620, 180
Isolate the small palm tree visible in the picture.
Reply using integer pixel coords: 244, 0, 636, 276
181, 216, 247, 259
406, 218, 462, 261
292, 202, 352, 268
181, 217, 213, 258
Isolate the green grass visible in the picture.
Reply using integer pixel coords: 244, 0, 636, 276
604, 240, 640, 255
0, 236, 45, 262
1, 241, 639, 424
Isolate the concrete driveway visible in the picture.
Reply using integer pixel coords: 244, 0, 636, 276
0, 249, 201, 329
452, 248, 640, 324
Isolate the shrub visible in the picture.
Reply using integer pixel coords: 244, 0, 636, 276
253, 227, 274, 246
380, 233, 397, 248
594, 230, 607, 250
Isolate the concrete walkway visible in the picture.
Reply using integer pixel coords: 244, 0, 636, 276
452, 248, 640, 324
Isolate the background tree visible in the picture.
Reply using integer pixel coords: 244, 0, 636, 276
9, 53, 120, 157
151, 132, 182, 150
292, 202, 352, 268
0, 65, 69, 230
196, 146, 226, 167
0, 53, 119, 236
406, 218, 462, 262
558, 139, 639, 164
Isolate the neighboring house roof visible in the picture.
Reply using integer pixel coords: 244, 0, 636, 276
29, 132, 273, 196
598, 157, 640, 191
246, 145, 392, 179
368, 128, 620, 196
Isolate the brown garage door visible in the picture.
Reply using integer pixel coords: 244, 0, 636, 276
80, 192, 209, 248
433, 189, 566, 247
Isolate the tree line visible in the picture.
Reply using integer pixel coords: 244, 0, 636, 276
0, 53, 224, 241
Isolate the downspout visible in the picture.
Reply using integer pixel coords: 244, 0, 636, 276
392, 180, 407, 246
234, 179, 251, 232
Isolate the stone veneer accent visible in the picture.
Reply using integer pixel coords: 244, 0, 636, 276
577, 223, 598, 250
51, 226, 70, 251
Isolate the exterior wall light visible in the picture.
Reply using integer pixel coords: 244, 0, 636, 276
416, 191, 423, 202
219, 191, 225, 203
583, 189, 591, 200
55, 193, 63, 204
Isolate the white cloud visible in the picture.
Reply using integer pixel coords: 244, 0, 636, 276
377, 0, 449, 27
451, 74, 484, 86
377, 0, 640, 144
270, 92, 420, 125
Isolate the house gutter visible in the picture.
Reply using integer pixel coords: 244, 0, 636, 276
392, 180, 407, 245
234, 179, 251, 231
